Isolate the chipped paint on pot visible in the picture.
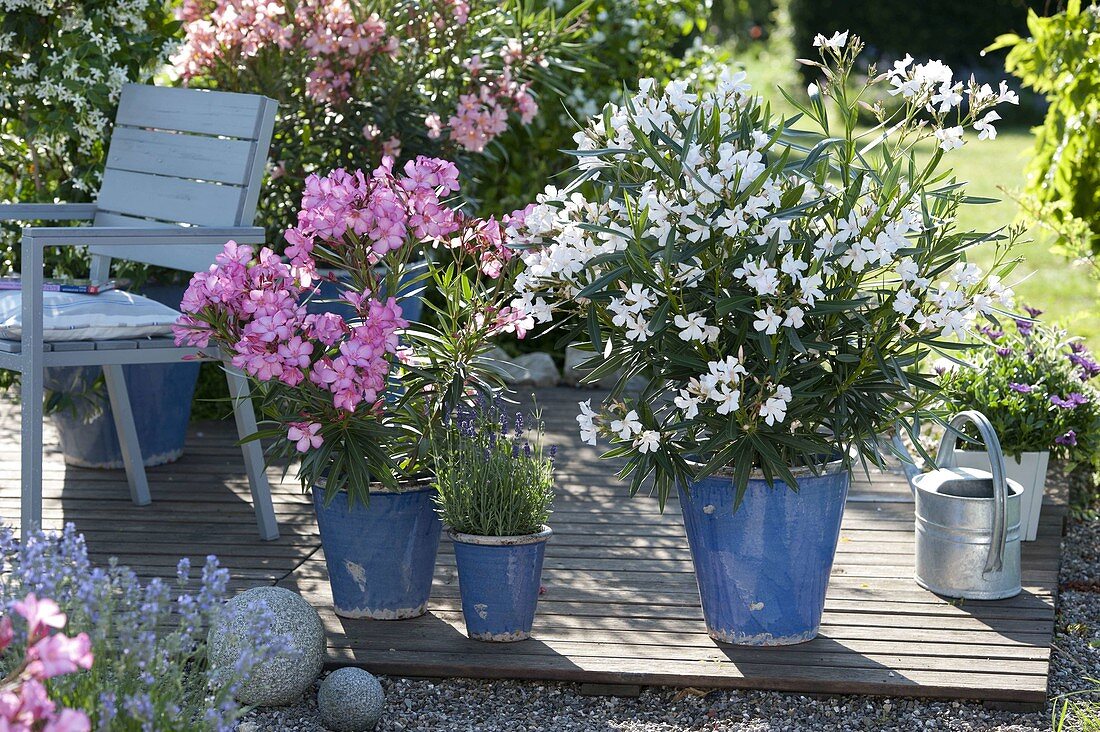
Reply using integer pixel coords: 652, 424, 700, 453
312, 484, 442, 620
678, 463, 849, 646
450, 526, 551, 643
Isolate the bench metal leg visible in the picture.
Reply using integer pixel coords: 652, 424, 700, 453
226, 368, 279, 541
102, 364, 151, 507
20, 365, 44, 538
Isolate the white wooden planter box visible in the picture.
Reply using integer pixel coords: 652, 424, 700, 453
953, 450, 1049, 542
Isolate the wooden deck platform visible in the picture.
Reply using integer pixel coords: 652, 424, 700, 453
0, 388, 1062, 706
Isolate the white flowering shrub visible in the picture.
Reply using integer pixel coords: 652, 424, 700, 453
510, 32, 1022, 504
0, 0, 180, 271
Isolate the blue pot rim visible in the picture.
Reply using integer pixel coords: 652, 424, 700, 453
684, 458, 848, 481
448, 526, 553, 546
310, 478, 434, 497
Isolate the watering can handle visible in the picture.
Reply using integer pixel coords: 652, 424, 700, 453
935, 411, 1008, 574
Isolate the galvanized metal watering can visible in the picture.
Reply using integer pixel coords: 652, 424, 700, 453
912, 411, 1022, 600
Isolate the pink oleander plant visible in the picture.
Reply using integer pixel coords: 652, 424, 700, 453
175, 156, 530, 504
173, 0, 587, 239
0, 594, 93, 732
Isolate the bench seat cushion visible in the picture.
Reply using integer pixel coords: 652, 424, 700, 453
0, 290, 180, 342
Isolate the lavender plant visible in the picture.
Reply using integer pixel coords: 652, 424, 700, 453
938, 311, 1100, 465
0, 524, 289, 731
433, 400, 555, 536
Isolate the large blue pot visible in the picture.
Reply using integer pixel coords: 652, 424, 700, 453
678, 464, 849, 645
46, 283, 199, 469
312, 484, 442, 619
450, 527, 552, 642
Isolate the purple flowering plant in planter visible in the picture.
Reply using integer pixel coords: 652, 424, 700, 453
939, 313, 1100, 464
431, 398, 556, 641
432, 398, 555, 537
0, 524, 289, 731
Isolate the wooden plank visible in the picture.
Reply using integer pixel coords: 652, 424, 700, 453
323, 647, 1048, 702
97, 169, 244, 227
92, 212, 176, 228
107, 127, 256, 185
115, 84, 266, 139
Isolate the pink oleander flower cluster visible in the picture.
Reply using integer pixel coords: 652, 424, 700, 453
284, 156, 463, 276
173, 242, 408, 427
0, 594, 93, 732
446, 61, 539, 153
176, 1, 543, 152
174, 0, 395, 104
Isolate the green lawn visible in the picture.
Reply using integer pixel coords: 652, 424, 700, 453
945, 129, 1100, 348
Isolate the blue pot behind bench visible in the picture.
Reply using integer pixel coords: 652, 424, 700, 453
450, 527, 552, 642
46, 362, 199, 468
312, 484, 442, 619
678, 464, 849, 645
46, 283, 198, 469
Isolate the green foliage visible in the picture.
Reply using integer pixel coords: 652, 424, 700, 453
993, 1, 1100, 272
432, 400, 554, 536
471, 0, 723, 217
938, 318, 1100, 463
710, 0, 777, 46
789, 0, 1046, 78
0, 0, 181, 277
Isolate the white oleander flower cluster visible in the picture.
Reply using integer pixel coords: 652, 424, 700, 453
512, 32, 1022, 501
0, 0, 177, 193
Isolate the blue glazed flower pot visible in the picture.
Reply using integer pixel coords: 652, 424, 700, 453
45, 282, 199, 469
312, 484, 442, 619
450, 527, 552, 642
46, 362, 200, 468
678, 464, 849, 645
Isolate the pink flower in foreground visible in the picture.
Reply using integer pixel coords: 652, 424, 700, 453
14, 595, 66, 641
43, 708, 91, 732
287, 422, 324, 452
27, 632, 93, 679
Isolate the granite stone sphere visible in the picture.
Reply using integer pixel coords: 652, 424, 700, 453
208, 586, 325, 707
318, 667, 385, 732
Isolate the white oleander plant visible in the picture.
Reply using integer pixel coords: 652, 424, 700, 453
509, 31, 1022, 506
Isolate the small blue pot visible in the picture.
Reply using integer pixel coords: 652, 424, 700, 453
450, 526, 552, 642
678, 465, 849, 645
312, 484, 442, 619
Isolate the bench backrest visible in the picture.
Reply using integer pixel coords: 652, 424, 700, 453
90, 84, 277, 273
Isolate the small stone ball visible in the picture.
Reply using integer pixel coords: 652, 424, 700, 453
208, 586, 325, 707
318, 667, 385, 732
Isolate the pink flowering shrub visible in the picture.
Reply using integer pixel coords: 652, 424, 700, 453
174, 0, 584, 242
175, 156, 530, 503
0, 594, 93, 732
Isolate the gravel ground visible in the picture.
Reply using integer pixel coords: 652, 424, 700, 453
241, 510, 1100, 732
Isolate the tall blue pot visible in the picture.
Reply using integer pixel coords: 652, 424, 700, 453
678, 464, 849, 645
46, 283, 199, 469
312, 484, 442, 619
450, 527, 552, 642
